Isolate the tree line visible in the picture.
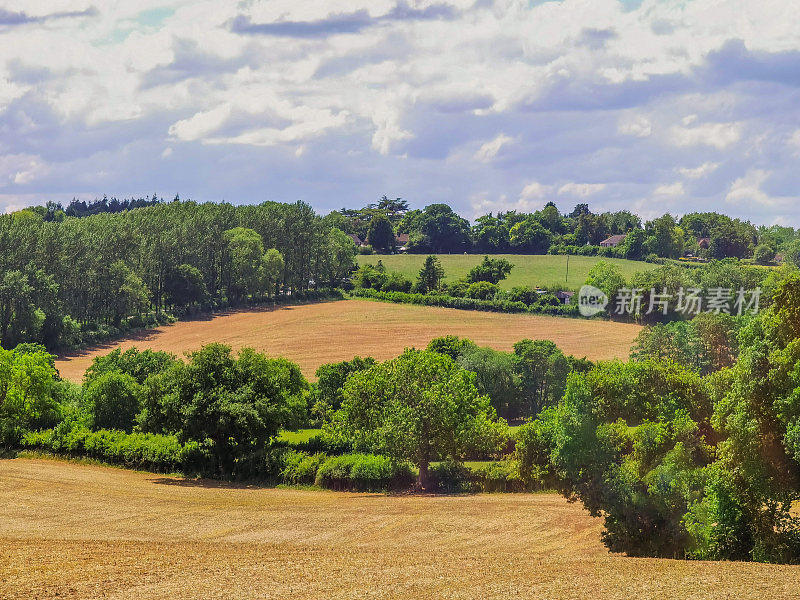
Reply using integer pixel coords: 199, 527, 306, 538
0, 200, 356, 351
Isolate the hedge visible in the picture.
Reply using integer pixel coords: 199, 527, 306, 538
314, 453, 415, 491
430, 459, 545, 493
21, 425, 205, 473
351, 288, 579, 317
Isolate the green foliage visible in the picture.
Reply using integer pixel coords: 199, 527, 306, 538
314, 453, 415, 491
753, 244, 776, 265
0, 346, 60, 446
465, 256, 514, 284
416, 255, 445, 293
83, 371, 142, 432
21, 425, 203, 473
280, 449, 328, 485
139, 344, 307, 476
367, 214, 395, 253
464, 281, 499, 300
328, 349, 507, 488
313, 356, 377, 418
513, 339, 574, 417
457, 346, 521, 420
84, 347, 178, 385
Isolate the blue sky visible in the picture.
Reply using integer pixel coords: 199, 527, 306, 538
1, 0, 799, 224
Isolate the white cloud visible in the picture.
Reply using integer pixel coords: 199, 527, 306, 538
558, 183, 606, 197
725, 169, 796, 208
1, 0, 800, 224
653, 182, 685, 196
618, 115, 652, 138
670, 122, 742, 150
519, 181, 551, 201
677, 162, 719, 179
474, 134, 514, 163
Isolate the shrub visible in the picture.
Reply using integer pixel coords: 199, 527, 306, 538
430, 459, 473, 493
465, 281, 500, 300
314, 453, 415, 491
21, 424, 205, 473
82, 371, 142, 432
280, 450, 328, 485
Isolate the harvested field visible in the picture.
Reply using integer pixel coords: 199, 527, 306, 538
2, 458, 798, 599
55, 299, 642, 382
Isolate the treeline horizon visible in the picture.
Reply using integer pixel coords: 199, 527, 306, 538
19, 194, 800, 264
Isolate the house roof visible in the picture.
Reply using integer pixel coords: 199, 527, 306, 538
395, 233, 410, 244
600, 234, 626, 245
348, 234, 363, 245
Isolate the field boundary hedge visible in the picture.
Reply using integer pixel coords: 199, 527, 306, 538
351, 288, 580, 317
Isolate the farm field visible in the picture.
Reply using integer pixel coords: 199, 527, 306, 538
55, 299, 642, 382
2, 458, 797, 600
356, 253, 656, 289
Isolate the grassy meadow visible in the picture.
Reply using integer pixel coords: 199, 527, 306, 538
356, 253, 656, 290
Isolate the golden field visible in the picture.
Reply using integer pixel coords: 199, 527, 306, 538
55, 299, 642, 381
2, 458, 798, 599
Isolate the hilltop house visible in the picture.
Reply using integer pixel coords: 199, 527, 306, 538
600, 234, 626, 247
395, 233, 409, 251
349, 234, 365, 247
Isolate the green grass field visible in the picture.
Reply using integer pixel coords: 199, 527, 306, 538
357, 254, 655, 290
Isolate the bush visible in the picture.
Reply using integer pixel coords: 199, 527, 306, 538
280, 450, 328, 485
430, 459, 473, 493
465, 281, 500, 300
82, 371, 142, 432
351, 288, 579, 317
21, 424, 205, 473
314, 453, 415, 491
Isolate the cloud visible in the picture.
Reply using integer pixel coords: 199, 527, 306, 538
2, 0, 800, 226
678, 162, 719, 179
474, 134, 514, 163
558, 183, 606, 197
230, 2, 460, 39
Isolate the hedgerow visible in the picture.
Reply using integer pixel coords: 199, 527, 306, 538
314, 453, 415, 491
351, 288, 578, 317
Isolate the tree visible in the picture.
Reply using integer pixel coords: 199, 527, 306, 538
457, 346, 521, 420
753, 244, 776, 265
83, 371, 141, 432
509, 218, 552, 253
465, 256, 514, 284
224, 227, 266, 302
426, 335, 478, 360
139, 344, 307, 476
313, 356, 377, 417
84, 347, 177, 386
367, 214, 395, 253
330, 349, 506, 489
108, 261, 150, 325
513, 339, 571, 417
164, 263, 208, 309
0, 346, 59, 446
263, 248, 285, 296
584, 261, 626, 302
416, 255, 445, 293
408, 204, 471, 253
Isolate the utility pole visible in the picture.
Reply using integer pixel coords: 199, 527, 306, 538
565, 254, 569, 283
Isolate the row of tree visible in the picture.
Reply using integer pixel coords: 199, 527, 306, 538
333, 200, 797, 263
1, 201, 357, 350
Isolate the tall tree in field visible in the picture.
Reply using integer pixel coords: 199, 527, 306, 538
416, 255, 445, 293
330, 349, 506, 489
263, 248, 285, 297
367, 214, 395, 253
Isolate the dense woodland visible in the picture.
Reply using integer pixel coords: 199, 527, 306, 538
0, 200, 356, 350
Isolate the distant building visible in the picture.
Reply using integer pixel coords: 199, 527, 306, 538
697, 237, 711, 249
556, 290, 575, 305
349, 234, 365, 246
600, 234, 626, 247
395, 233, 409, 251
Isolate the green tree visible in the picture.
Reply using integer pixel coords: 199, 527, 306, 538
84, 347, 178, 385
465, 256, 514, 284
509, 218, 552, 253
263, 248, 285, 296
313, 356, 377, 418
224, 227, 266, 302
83, 371, 142, 432
139, 343, 307, 475
456, 346, 521, 420
330, 350, 506, 489
513, 339, 571, 417
0, 346, 59, 446
367, 215, 395, 253
753, 244, 776, 265
416, 255, 445, 293
164, 263, 208, 309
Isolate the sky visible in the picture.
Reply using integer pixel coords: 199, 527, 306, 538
1, 0, 799, 224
